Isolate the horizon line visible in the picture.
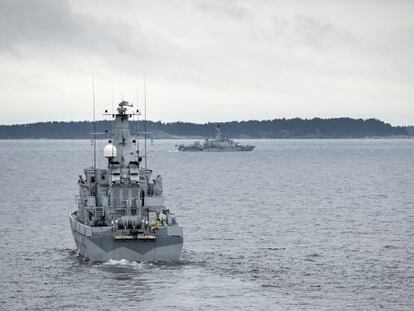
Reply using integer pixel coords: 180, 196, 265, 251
1, 117, 413, 128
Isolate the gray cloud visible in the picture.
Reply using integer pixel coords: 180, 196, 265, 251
270, 15, 357, 49
0, 0, 189, 84
196, 0, 252, 21
0, 0, 413, 125
0, 0, 139, 54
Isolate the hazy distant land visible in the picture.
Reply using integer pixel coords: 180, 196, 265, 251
0, 118, 412, 139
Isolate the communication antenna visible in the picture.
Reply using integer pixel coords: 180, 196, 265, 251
92, 74, 97, 171
136, 86, 140, 159
111, 87, 114, 115
144, 76, 148, 172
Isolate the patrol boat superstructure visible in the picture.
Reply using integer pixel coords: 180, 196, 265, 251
69, 101, 183, 262
178, 126, 255, 152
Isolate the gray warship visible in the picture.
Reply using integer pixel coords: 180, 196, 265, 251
178, 126, 255, 152
69, 101, 183, 262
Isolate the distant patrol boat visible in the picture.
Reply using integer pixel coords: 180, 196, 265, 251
177, 126, 255, 152
69, 101, 183, 262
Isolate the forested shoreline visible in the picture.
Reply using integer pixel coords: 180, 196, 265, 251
0, 118, 412, 139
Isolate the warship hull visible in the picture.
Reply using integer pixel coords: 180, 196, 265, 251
178, 126, 255, 151
69, 213, 183, 262
178, 146, 255, 152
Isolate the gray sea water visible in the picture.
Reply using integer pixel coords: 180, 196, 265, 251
0, 139, 413, 310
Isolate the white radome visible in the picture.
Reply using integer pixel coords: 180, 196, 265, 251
103, 143, 117, 158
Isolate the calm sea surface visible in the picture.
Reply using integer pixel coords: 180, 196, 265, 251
0, 139, 413, 310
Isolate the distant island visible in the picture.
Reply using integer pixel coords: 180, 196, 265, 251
0, 118, 413, 139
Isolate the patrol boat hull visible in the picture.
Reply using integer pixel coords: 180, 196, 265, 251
70, 212, 183, 262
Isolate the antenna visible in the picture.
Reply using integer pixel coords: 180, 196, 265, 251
144, 76, 148, 172
111, 87, 114, 115
136, 86, 140, 160
92, 74, 97, 171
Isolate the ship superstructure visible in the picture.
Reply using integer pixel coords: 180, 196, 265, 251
178, 126, 255, 152
69, 101, 183, 262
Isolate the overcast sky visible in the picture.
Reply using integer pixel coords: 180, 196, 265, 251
0, 0, 413, 125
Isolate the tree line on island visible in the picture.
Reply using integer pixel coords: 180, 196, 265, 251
0, 118, 412, 139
